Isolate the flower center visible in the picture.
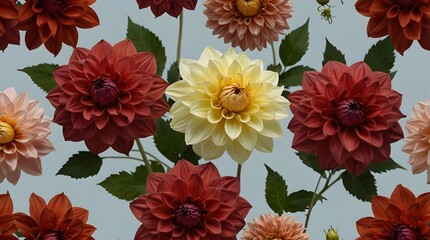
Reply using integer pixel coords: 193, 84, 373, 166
393, 225, 418, 240
0, 121, 15, 144
175, 203, 202, 228
41, 0, 68, 13
335, 99, 365, 127
40, 230, 65, 240
219, 84, 250, 112
265, 233, 282, 240
90, 77, 120, 106
235, 0, 262, 17
397, 0, 417, 8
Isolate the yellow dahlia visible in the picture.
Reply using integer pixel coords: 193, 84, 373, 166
166, 46, 289, 164
242, 213, 309, 240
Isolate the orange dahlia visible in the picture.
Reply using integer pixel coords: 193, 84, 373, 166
204, 0, 292, 51
0, 193, 19, 240
356, 0, 430, 54
46, 39, 170, 155
288, 61, 405, 176
0, 0, 20, 51
15, 193, 96, 240
137, 0, 197, 17
356, 184, 430, 239
130, 160, 252, 240
17, 0, 99, 56
242, 214, 309, 240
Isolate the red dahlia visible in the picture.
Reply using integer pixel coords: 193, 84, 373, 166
288, 61, 405, 175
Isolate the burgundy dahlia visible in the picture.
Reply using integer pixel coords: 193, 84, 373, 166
47, 39, 169, 155
288, 61, 405, 175
129, 160, 252, 240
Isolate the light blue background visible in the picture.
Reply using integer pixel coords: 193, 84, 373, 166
1, 0, 430, 239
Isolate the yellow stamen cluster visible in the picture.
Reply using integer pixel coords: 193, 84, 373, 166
0, 121, 15, 144
219, 83, 250, 113
236, 0, 262, 17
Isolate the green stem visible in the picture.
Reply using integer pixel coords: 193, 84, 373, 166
236, 163, 242, 179
304, 171, 342, 231
102, 156, 145, 162
135, 139, 153, 173
176, 11, 184, 69
144, 151, 172, 169
270, 42, 277, 66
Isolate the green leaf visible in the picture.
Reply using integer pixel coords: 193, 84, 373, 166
279, 65, 314, 88
389, 71, 397, 80
279, 19, 309, 67
167, 61, 179, 84
19, 63, 59, 93
341, 170, 377, 202
154, 118, 200, 165
368, 158, 405, 173
98, 165, 148, 201
363, 37, 395, 73
284, 190, 325, 213
265, 164, 288, 215
322, 38, 346, 66
281, 89, 291, 99
127, 17, 166, 76
56, 151, 102, 179
267, 63, 282, 74
296, 152, 326, 178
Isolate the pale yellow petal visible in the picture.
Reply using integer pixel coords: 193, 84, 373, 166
193, 139, 225, 160
185, 118, 215, 145
224, 117, 242, 140
207, 108, 223, 124
199, 46, 223, 64
255, 134, 273, 153
166, 81, 192, 100
190, 99, 211, 118
237, 125, 258, 151
212, 123, 228, 146
225, 140, 251, 164
260, 120, 283, 138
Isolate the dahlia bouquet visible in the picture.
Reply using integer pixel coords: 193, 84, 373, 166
0, 0, 429, 239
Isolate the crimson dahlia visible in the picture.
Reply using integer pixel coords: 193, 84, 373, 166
288, 61, 404, 175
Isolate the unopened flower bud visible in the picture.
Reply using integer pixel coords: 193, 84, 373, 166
325, 226, 339, 240
0, 121, 15, 144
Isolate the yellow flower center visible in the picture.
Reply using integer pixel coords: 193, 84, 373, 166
0, 121, 15, 144
265, 233, 282, 240
236, 0, 262, 17
219, 83, 250, 112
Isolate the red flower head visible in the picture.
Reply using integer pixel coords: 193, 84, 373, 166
356, 184, 430, 239
17, 0, 99, 56
0, 193, 19, 240
355, 0, 430, 54
137, 0, 197, 18
129, 160, 252, 240
46, 39, 170, 155
0, 0, 20, 51
15, 193, 96, 240
288, 61, 405, 175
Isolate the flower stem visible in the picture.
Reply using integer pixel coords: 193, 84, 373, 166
135, 139, 153, 173
176, 11, 184, 70
304, 170, 342, 231
270, 42, 277, 66
236, 163, 242, 179
102, 156, 145, 162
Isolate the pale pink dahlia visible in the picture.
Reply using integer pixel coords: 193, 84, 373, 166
204, 0, 292, 51
47, 39, 169, 155
402, 100, 430, 184
129, 160, 252, 240
242, 214, 309, 240
0, 88, 54, 185
288, 61, 405, 176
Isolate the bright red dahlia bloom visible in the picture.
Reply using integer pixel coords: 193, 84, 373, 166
46, 39, 170, 155
356, 184, 430, 239
137, 0, 197, 17
129, 160, 252, 240
288, 61, 404, 175
17, 0, 99, 56
0, 193, 19, 240
15, 193, 96, 240
356, 0, 430, 55
0, 0, 20, 51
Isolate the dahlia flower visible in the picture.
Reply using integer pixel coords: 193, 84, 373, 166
204, 0, 292, 51
47, 39, 169, 155
15, 193, 96, 240
402, 100, 430, 184
242, 214, 309, 240
166, 46, 289, 164
0, 88, 54, 185
0, 0, 20, 51
137, 0, 197, 18
129, 160, 252, 240
356, 184, 430, 239
17, 0, 99, 56
356, 0, 430, 54
288, 61, 404, 176
0, 193, 19, 240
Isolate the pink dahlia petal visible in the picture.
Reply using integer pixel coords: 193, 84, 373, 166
288, 61, 404, 176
